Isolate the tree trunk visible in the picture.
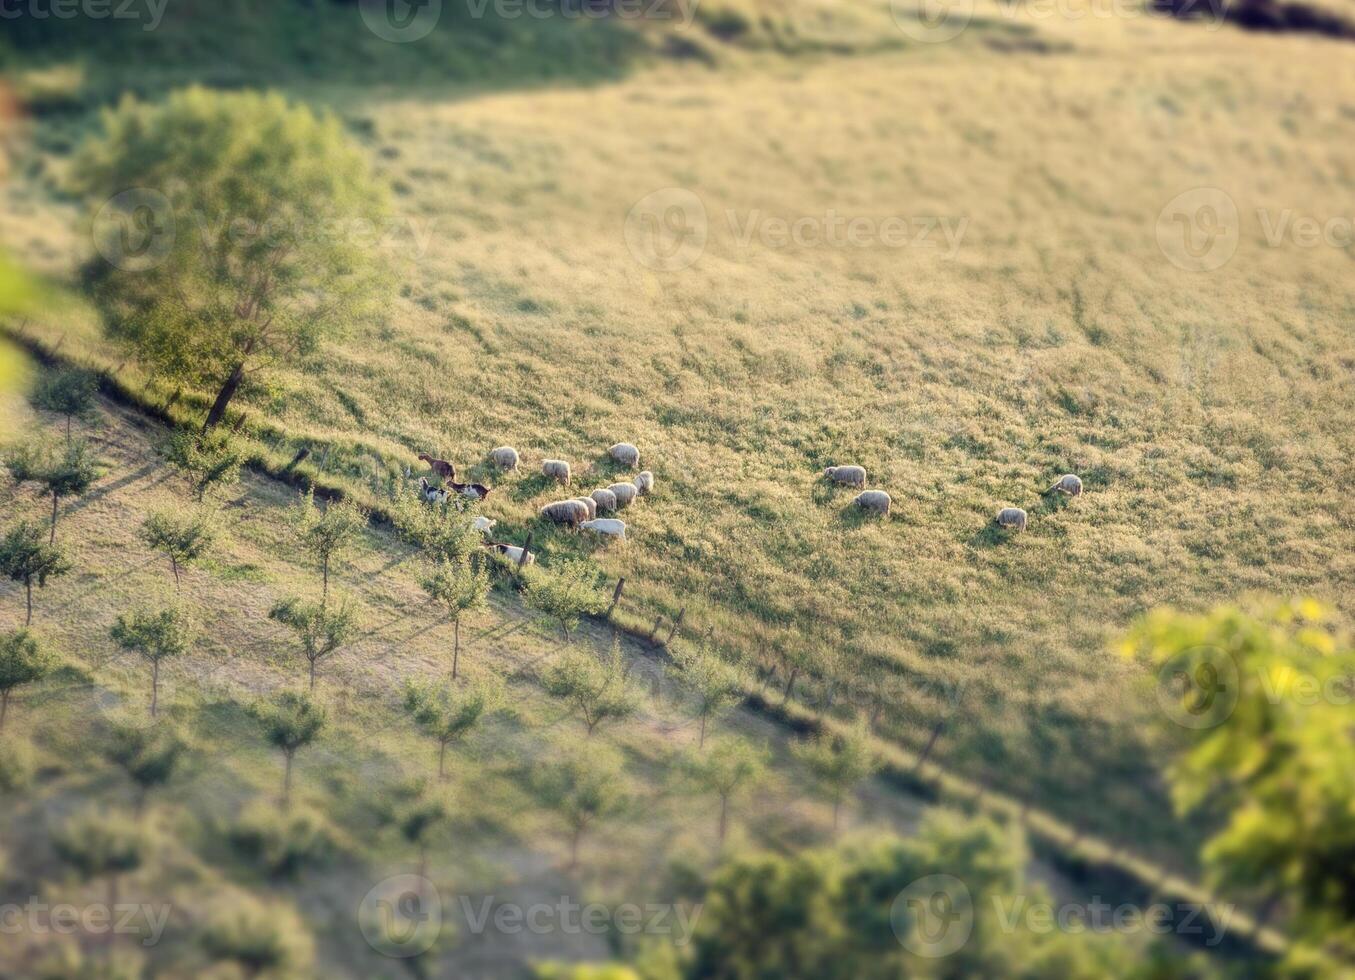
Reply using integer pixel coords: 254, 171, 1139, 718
699, 713, 707, 748
170, 557, 181, 591
309, 658, 317, 692
282, 750, 294, 810
66, 415, 72, 443
782, 668, 799, 704
50, 490, 59, 545
0, 691, 9, 731
438, 740, 448, 781
25, 581, 32, 626
322, 557, 330, 605
150, 660, 159, 717
718, 794, 729, 845
203, 361, 246, 432
913, 718, 947, 774
452, 619, 460, 679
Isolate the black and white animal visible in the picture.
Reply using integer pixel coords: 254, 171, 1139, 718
449, 480, 492, 501
483, 540, 534, 566
420, 477, 450, 505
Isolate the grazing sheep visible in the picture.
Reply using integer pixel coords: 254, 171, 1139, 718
449, 480, 492, 501
490, 446, 520, 470
571, 496, 598, 520
825, 465, 867, 488
420, 477, 449, 505
472, 516, 496, 534
608, 482, 639, 508
854, 490, 891, 515
418, 454, 455, 480
539, 499, 590, 527
996, 507, 1028, 531
590, 488, 618, 513
634, 471, 654, 495
1045, 474, 1083, 496
542, 459, 571, 486
484, 541, 534, 566
581, 518, 627, 541
609, 442, 640, 468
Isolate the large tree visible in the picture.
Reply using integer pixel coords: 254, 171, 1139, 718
73, 86, 390, 430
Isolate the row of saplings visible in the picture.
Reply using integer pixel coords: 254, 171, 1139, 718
826, 463, 1085, 528
0, 416, 886, 978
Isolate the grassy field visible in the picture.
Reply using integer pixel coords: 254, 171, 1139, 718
4, 0, 1354, 889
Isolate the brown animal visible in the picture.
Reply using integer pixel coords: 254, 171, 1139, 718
418, 454, 455, 480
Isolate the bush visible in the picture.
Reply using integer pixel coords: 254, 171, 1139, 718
226, 802, 341, 878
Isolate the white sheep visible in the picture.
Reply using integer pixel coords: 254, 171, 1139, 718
996, 507, 1028, 531
490, 446, 520, 470
825, 465, 867, 488
590, 488, 618, 513
634, 471, 654, 495
472, 515, 497, 535
608, 482, 639, 508
540, 499, 590, 527
581, 518, 627, 541
571, 496, 598, 520
854, 489, 891, 515
609, 442, 640, 468
1045, 474, 1083, 496
542, 459, 571, 486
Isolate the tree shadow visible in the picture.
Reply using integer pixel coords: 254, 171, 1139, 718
967, 523, 1009, 549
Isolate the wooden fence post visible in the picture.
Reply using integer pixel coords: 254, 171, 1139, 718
517, 532, 534, 571
607, 577, 626, 619
664, 607, 686, 646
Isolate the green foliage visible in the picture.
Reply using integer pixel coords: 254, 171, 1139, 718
0, 629, 57, 731
0, 520, 71, 625
159, 427, 243, 500
3, 437, 97, 543
542, 637, 643, 736
52, 809, 148, 882
110, 603, 196, 716
791, 724, 879, 832
403, 675, 503, 779
199, 893, 314, 979
102, 716, 187, 807
226, 802, 341, 879
0, 737, 34, 792
534, 744, 631, 869
525, 559, 609, 640
681, 737, 769, 844
535, 967, 643, 980
73, 86, 390, 428
268, 595, 356, 690
138, 503, 216, 587
669, 642, 746, 747
31, 367, 98, 438
33, 942, 145, 980
250, 690, 326, 809
290, 489, 365, 601
394, 495, 482, 565
1127, 599, 1355, 967
420, 554, 490, 677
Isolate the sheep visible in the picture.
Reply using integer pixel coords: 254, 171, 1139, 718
1045, 474, 1083, 497
484, 541, 534, 566
996, 507, 1028, 531
825, 465, 867, 488
609, 442, 640, 469
571, 496, 598, 520
539, 499, 590, 527
418, 454, 455, 480
472, 516, 497, 535
608, 482, 639, 508
490, 446, 520, 471
542, 459, 571, 487
581, 518, 627, 541
419, 477, 450, 505
590, 488, 618, 513
854, 490, 891, 515
634, 471, 654, 496
449, 480, 492, 501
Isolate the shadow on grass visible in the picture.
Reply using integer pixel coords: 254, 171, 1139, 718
508, 472, 560, 503
968, 523, 1011, 549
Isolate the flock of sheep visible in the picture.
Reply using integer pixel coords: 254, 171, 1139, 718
415, 442, 656, 559
827, 465, 1084, 531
